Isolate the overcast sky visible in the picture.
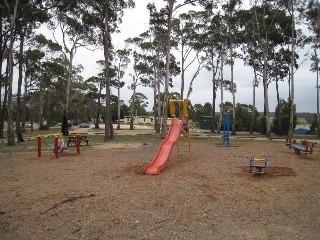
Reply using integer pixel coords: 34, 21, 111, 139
73, 0, 317, 113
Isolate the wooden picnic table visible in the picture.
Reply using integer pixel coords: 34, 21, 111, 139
66, 134, 90, 147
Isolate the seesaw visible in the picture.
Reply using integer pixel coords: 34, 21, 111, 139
287, 144, 313, 155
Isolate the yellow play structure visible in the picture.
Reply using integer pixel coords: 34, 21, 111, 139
169, 99, 191, 154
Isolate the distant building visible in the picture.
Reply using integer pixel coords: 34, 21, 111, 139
123, 116, 173, 126
124, 116, 153, 125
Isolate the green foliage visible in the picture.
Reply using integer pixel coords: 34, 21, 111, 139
310, 114, 318, 134
235, 103, 260, 132
271, 99, 297, 136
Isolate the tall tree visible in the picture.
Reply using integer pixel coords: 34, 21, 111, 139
82, 0, 135, 141
48, 0, 97, 135
304, 0, 320, 138
223, 0, 241, 135
113, 49, 131, 130
4, 0, 18, 145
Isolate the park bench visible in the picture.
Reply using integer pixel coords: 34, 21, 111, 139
24, 135, 37, 140
269, 137, 287, 141
235, 136, 257, 140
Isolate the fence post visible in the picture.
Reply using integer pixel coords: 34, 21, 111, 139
76, 133, 80, 154
38, 135, 42, 157
54, 136, 59, 159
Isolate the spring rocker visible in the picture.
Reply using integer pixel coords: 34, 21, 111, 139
222, 112, 231, 147
249, 155, 269, 174
37, 134, 80, 159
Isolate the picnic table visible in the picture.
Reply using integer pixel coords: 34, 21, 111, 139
66, 134, 90, 147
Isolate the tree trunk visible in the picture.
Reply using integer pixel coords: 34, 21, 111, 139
95, 83, 102, 129
250, 68, 257, 134
39, 77, 44, 129
263, 47, 271, 137
316, 44, 320, 139
0, 15, 3, 139
161, 0, 174, 139
7, 0, 18, 146
0, 70, 8, 139
229, 19, 236, 136
153, 61, 158, 132
117, 60, 121, 130
218, 52, 224, 133
181, 42, 185, 99
276, 79, 282, 136
130, 80, 136, 130
21, 67, 28, 133
61, 51, 74, 136
211, 52, 216, 133
103, 0, 111, 142
288, 0, 295, 137
156, 66, 161, 133
16, 30, 25, 142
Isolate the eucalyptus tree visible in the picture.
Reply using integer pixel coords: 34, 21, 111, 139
199, 11, 228, 132
274, 0, 301, 137
85, 73, 106, 129
160, 0, 213, 138
269, 48, 291, 134
0, 2, 11, 139
128, 51, 152, 130
3, 0, 18, 145
15, 2, 50, 142
235, 8, 261, 134
246, 2, 294, 136
146, 3, 169, 133
47, 1, 98, 135
127, 4, 180, 133
222, 0, 242, 135
27, 34, 62, 130
173, 10, 207, 101
303, 0, 320, 138
81, 0, 135, 142
113, 49, 131, 130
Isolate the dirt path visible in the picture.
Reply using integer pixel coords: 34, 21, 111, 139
0, 141, 319, 239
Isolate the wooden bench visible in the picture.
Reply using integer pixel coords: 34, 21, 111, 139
24, 135, 37, 140
235, 136, 257, 140
269, 137, 286, 141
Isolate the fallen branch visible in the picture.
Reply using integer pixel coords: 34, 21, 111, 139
42, 194, 95, 214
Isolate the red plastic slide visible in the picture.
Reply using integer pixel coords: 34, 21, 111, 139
144, 118, 183, 175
